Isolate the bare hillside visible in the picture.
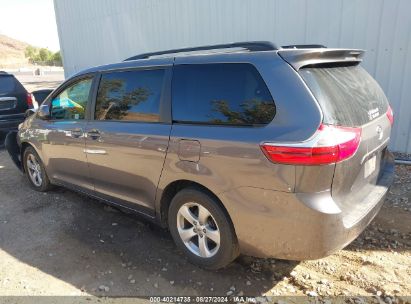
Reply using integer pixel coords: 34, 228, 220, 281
0, 34, 29, 67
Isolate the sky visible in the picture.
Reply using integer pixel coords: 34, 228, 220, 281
0, 0, 60, 51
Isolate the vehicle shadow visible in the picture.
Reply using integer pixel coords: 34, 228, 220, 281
345, 166, 411, 253
344, 206, 411, 253
65, 192, 299, 296
0, 132, 5, 148
0, 150, 298, 296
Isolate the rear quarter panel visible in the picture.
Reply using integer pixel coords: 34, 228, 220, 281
156, 52, 322, 212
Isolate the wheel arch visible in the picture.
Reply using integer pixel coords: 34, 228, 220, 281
157, 180, 236, 234
20, 142, 33, 172
20, 141, 42, 173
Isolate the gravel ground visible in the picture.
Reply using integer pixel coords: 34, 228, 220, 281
0, 77, 409, 302
394, 152, 411, 162
0, 147, 410, 300
15, 72, 64, 92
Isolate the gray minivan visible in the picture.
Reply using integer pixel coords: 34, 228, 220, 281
6, 42, 395, 269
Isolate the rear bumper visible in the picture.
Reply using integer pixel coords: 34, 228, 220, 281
219, 152, 395, 260
0, 115, 24, 132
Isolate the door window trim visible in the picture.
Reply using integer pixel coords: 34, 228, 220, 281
89, 66, 172, 124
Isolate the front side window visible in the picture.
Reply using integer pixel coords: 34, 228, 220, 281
172, 63, 276, 125
95, 69, 165, 122
50, 78, 92, 120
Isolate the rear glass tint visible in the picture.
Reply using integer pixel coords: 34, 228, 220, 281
172, 63, 275, 125
299, 65, 388, 127
0, 76, 16, 93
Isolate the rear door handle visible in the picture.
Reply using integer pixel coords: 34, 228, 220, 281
87, 129, 101, 140
69, 128, 83, 138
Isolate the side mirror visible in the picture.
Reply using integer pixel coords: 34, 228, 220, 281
25, 109, 36, 118
37, 104, 51, 120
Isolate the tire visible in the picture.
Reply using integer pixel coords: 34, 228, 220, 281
168, 187, 239, 270
23, 146, 52, 192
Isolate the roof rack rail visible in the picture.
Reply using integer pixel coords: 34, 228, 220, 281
281, 44, 327, 49
124, 41, 278, 61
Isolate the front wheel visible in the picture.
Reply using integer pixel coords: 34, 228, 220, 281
168, 188, 239, 270
23, 146, 52, 192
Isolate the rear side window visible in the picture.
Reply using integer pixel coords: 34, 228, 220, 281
95, 69, 165, 122
0, 76, 16, 93
299, 65, 388, 127
172, 63, 275, 125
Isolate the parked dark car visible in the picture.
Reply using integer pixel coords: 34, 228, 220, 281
0, 71, 34, 133
32, 89, 53, 105
5, 42, 395, 269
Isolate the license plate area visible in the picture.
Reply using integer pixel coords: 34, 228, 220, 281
364, 155, 377, 178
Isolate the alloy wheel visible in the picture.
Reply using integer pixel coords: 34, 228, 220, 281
26, 154, 43, 187
176, 202, 221, 258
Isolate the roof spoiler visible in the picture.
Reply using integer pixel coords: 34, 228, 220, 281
278, 48, 364, 70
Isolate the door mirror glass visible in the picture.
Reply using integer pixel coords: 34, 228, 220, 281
37, 104, 51, 120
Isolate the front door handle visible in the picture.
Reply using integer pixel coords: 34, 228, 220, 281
69, 128, 83, 138
87, 129, 101, 140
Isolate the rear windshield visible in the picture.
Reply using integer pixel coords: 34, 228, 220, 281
0, 75, 16, 93
299, 65, 388, 127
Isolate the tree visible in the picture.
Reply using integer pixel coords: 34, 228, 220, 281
38, 48, 52, 62
24, 46, 63, 66
51, 51, 62, 66
24, 46, 37, 59
95, 78, 151, 120
211, 99, 276, 124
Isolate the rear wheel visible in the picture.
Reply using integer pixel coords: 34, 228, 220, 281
23, 146, 52, 192
168, 188, 239, 269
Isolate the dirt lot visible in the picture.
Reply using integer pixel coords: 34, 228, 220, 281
15, 73, 64, 92
0, 77, 410, 301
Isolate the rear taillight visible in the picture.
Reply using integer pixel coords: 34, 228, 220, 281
386, 105, 394, 125
26, 93, 34, 108
261, 124, 362, 165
